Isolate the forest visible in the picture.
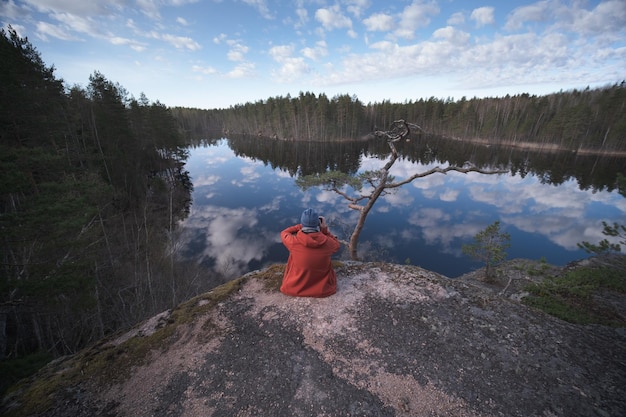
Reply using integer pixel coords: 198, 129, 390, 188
172, 82, 626, 153
219, 133, 625, 194
0, 29, 207, 392
1, 25, 625, 394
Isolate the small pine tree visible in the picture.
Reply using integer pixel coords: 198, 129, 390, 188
577, 173, 626, 270
577, 221, 625, 255
462, 221, 511, 281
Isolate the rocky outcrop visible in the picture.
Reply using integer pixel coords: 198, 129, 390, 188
3, 262, 625, 416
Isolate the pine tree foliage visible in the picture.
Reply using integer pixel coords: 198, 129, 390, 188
577, 173, 626, 271
462, 221, 511, 281
0, 28, 195, 368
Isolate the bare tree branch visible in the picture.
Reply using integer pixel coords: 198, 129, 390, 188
373, 119, 423, 143
346, 120, 507, 260
387, 165, 508, 189
297, 120, 508, 260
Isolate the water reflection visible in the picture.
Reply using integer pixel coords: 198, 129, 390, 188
180, 204, 279, 278
178, 137, 625, 284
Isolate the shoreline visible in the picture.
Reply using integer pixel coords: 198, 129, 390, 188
440, 134, 626, 157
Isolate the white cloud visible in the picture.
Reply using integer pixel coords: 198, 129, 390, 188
240, 165, 261, 182
439, 188, 460, 202
126, 18, 138, 31
181, 205, 270, 278
35, 21, 76, 41
242, 0, 274, 19
269, 44, 311, 82
143, 30, 195, 52
110, 36, 146, 51
395, 0, 440, 39
566, 0, 626, 36
51, 12, 99, 36
23, 0, 121, 16
258, 195, 283, 213
269, 44, 294, 61
467, 176, 588, 219
432, 26, 470, 45
227, 42, 249, 61
4, 0, 623, 109
193, 174, 221, 187
346, 0, 371, 18
213, 33, 227, 44
381, 187, 414, 207
315, 4, 353, 31
159, 33, 201, 50
363, 12, 394, 32
204, 154, 230, 165
192, 64, 217, 75
294, 2, 308, 28
0, 0, 24, 20
274, 57, 310, 82
470, 6, 495, 28
136, 0, 161, 19
504, 1, 551, 31
226, 62, 256, 78
313, 0, 622, 93
412, 172, 446, 190
407, 208, 463, 247
447, 11, 465, 26
316, 189, 340, 204
369, 40, 395, 51
301, 41, 328, 60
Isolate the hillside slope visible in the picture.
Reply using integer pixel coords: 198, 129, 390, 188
3, 262, 625, 417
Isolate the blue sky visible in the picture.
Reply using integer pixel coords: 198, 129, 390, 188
1, 0, 625, 109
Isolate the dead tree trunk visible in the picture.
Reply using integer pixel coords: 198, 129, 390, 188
343, 120, 506, 260
300, 120, 508, 261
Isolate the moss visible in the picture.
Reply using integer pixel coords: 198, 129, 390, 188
0, 351, 53, 398
249, 261, 344, 292
3, 276, 247, 417
522, 265, 625, 326
524, 293, 624, 326
173, 276, 246, 323
332, 260, 345, 269
252, 264, 286, 291
524, 258, 553, 276
4, 356, 82, 417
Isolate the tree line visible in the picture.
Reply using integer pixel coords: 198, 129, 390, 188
208, 133, 624, 195
172, 82, 626, 152
0, 28, 208, 382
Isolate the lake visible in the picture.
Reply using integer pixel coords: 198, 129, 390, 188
176, 135, 626, 282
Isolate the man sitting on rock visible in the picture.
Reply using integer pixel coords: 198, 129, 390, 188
280, 208, 341, 297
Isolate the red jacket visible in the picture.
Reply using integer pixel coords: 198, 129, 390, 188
280, 224, 341, 297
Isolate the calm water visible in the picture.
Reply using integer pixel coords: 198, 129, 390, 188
177, 137, 626, 281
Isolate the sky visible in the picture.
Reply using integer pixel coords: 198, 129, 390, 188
1, 0, 625, 109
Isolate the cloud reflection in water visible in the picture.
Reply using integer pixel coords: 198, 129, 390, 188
178, 140, 625, 279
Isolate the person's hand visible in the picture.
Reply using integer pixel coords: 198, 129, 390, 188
319, 216, 327, 229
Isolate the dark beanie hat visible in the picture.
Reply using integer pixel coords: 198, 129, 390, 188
300, 208, 320, 230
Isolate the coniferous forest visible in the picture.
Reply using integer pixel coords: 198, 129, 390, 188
173, 82, 626, 153
1, 26, 625, 393
0, 28, 205, 390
